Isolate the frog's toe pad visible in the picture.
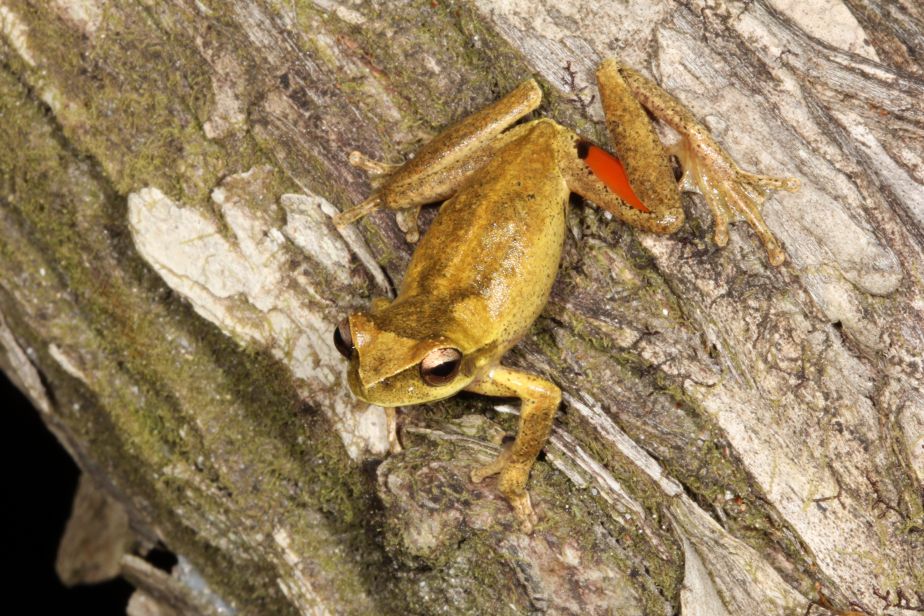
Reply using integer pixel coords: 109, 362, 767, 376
395, 207, 422, 243
712, 216, 730, 247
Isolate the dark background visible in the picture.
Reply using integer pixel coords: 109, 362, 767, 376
4, 371, 133, 613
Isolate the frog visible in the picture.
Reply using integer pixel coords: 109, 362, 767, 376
331, 59, 799, 533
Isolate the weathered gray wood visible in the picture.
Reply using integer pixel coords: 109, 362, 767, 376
1, 1, 921, 614
55, 474, 133, 586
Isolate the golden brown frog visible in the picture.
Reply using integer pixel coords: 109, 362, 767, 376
332, 59, 799, 532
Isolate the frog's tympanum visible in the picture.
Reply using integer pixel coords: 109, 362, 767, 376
332, 59, 799, 532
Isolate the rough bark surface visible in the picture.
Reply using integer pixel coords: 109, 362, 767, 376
1, 1, 922, 615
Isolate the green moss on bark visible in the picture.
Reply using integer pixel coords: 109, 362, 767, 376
0, 50, 382, 612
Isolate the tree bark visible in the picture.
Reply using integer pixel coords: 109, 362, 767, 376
1, 1, 922, 615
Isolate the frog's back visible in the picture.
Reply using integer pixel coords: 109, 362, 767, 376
397, 121, 569, 350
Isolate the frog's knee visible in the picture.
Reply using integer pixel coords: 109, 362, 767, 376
649, 207, 685, 234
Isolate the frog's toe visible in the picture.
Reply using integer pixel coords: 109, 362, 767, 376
750, 221, 786, 266
689, 169, 731, 249
497, 463, 539, 533
745, 171, 801, 193
724, 176, 789, 265
471, 448, 510, 483
348, 150, 401, 177
707, 198, 731, 248
395, 206, 422, 243
765, 241, 786, 266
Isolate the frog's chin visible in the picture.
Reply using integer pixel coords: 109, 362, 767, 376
350, 383, 460, 408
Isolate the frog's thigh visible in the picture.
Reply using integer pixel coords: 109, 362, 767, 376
557, 77, 683, 232
467, 367, 561, 532
561, 137, 684, 234
588, 60, 683, 229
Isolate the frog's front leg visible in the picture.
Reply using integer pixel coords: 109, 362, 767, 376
466, 366, 561, 534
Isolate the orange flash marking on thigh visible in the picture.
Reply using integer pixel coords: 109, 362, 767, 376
582, 143, 650, 213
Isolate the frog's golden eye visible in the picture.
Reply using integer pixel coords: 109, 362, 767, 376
420, 348, 462, 386
333, 318, 354, 358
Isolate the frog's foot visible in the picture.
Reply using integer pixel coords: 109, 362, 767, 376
343, 151, 422, 241
471, 450, 539, 533
332, 193, 383, 228
672, 134, 800, 266
332, 150, 401, 228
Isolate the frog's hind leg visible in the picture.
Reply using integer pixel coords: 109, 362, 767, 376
335, 79, 543, 241
560, 62, 686, 236
604, 59, 799, 265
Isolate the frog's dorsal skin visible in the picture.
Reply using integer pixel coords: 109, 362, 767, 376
402, 121, 568, 347
332, 59, 800, 533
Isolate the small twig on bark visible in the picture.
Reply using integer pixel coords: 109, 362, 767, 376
872, 587, 924, 612
563, 61, 595, 116
865, 471, 904, 519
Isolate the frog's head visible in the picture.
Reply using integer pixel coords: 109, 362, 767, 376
332, 312, 476, 406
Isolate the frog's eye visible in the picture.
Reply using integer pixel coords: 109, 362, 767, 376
420, 348, 462, 386
333, 318, 354, 358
